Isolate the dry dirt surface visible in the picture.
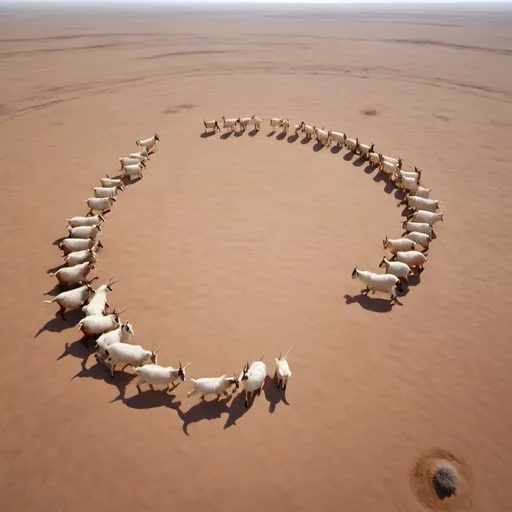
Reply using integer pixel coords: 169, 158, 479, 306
0, 3, 511, 511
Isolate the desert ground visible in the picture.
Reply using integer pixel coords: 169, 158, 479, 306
0, 3, 511, 511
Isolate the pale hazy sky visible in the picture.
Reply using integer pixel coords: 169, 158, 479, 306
4, 0, 512, 4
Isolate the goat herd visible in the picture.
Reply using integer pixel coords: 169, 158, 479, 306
44, 115, 443, 412
203, 115, 444, 305
45, 131, 291, 409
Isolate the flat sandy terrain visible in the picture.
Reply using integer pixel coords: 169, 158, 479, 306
1, 3, 511, 511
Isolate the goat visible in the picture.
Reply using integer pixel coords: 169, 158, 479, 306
49, 261, 95, 287
275, 347, 292, 390
67, 214, 106, 228
104, 343, 158, 378
44, 280, 96, 320
135, 360, 193, 393
63, 248, 97, 267
187, 371, 240, 400
67, 224, 102, 240
82, 277, 116, 316
59, 237, 103, 255
351, 266, 403, 303
203, 119, 221, 134
240, 357, 267, 408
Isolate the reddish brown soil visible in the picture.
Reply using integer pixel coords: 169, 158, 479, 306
1, 4, 511, 511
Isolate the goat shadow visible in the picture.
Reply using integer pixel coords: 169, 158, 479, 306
263, 374, 290, 413
248, 129, 259, 137
343, 293, 402, 312
267, 130, 276, 138
47, 262, 66, 274
330, 145, 342, 154
352, 157, 366, 167
56, 337, 92, 371
276, 132, 286, 141
176, 395, 232, 436
394, 189, 406, 200
234, 130, 243, 138
72, 360, 136, 402
220, 131, 233, 140
383, 180, 397, 195
123, 388, 181, 412
43, 283, 65, 297
224, 392, 253, 429
300, 136, 311, 145
343, 151, 356, 161
200, 131, 216, 139
35, 309, 82, 337
53, 236, 66, 247
312, 142, 324, 152
287, 134, 299, 143
363, 164, 376, 175
121, 176, 142, 187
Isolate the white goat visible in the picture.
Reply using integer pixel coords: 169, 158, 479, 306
380, 155, 402, 167
86, 196, 116, 215
344, 136, 359, 153
351, 267, 403, 303
380, 160, 400, 179
250, 115, 262, 131
392, 250, 427, 272
68, 224, 102, 240
314, 127, 331, 147
119, 157, 147, 169
128, 149, 150, 161
397, 175, 420, 192
269, 117, 282, 130
122, 163, 144, 179
44, 281, 95, 320
398, 169, 421, 183
67, 214, 106, 228
187, 371, 240, 400
64, 248, 97, 267
134, 360, 193, 392
136, 133, 160, 153
405, 231, 432, 250
275, 347, 292, 391
279, 118, 290, 134
104, 343, 158, 378
329, 130, 346, 147
402, 221, 434, 237
82, 278, 116, 316
368, 152, 381, 167
398, 195, 440, 213
100, 176, 123, 189
406, 185, 432, 199
357, 142, 374, 159
240, 358, 267, 408
203, 119, 220, 134
93, 186, 120, 199
95, 322, 135, 362
301, 122, 316, 140
59, 237, 103, 255
78, 308, 125, 345
221, 116, 237, 132
382, 235, 417, 254
293, 124, 303, 136
49, 261, 95, 287
378, 257, 413, 283
236, 117, 252, 132
407, 210, 444, 225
